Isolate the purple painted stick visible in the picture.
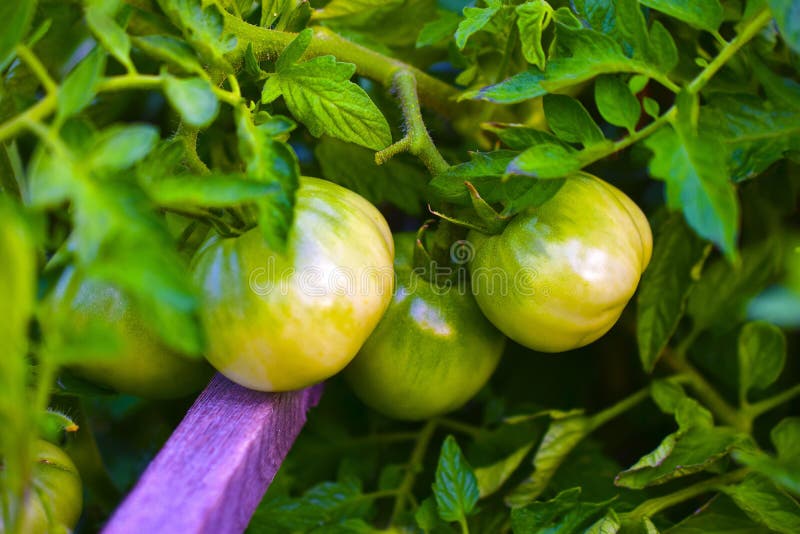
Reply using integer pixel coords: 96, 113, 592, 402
102, 373, 323, 534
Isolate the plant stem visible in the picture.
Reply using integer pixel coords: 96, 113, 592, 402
436, 417, 483, 438
391, 420, 437, 524
15, 45, 58, 95
459, 517, 471, 534
747, 384, 800, 419
220, 14, 461, 117
663, 353, 749, 432
375, 70, 450, 175
687, 8, 773, 95
629, 468, 749, 520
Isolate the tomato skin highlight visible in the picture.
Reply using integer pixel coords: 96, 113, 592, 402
191, 177, 394, 392
45, 267, 212, 399
345, 233, 505, 421
0, 441, 83, 534
469, 172, 653, 353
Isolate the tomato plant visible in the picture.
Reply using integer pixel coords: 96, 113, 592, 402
1, 0, 799, 533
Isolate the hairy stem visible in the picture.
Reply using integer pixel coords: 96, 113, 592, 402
375, 70, 450, 175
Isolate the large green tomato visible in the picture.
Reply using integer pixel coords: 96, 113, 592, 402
469, 172, 652, 352
345, 233, 505, 420
1, 440, 82, 534
45, 267, 212, 398
191, 177, 394, 392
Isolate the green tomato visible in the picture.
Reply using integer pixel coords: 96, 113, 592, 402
469, 172, 653, 352
191, 177, 394, 392
345, 233, 505, 420
45, 266, 212, 399
1, 440, 82, 534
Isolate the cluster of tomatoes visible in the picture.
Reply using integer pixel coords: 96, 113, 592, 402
48, 173, 652, 418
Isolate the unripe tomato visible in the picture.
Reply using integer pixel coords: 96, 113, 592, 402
0, 440, 82, 534
345, 233, 505, 420
468, 172, 652, 352
45, 267, 212, 398
191, 177, 394, 392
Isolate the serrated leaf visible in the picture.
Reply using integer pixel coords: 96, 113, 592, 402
636, 215, 707, 371
738, 321, 786, 403
85, 6, 134, 72
723, 474, 800, 534
0, 0, 37, 72
510, 488, 615, 534
158, 0, 236, 72
507, 413, 592, 508
416, 10, 461, 48
543, 94, 605, 146
163, 74, 220, 127
433, 435, 479, 523
56, 48, 106, 123
270, 55, 391, 150
595, 75, 641, 134
276, 28, 312, 71
87, 124, 159, 172
516, 1, 552, 70
639, 0, 724, 33
644, 124, 739, 261
315, 137, 425, 215
455, 1, 502, 50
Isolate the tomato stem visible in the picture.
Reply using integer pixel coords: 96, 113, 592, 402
390, 419, 437, 524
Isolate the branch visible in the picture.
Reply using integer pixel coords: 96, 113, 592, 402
375, 70, 450, 175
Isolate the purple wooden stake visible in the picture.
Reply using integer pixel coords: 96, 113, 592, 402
102, 373, 323, 534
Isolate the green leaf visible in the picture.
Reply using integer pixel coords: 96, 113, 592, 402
163, 74, 220, 128
723, 474, 800, 534
639, 0, 724, 32
615, 426, 747, 488
56, 48, 107, 123
27, 147, 78, 207
147, 175, 278, 208
313, 0, 403, 21
767, 0, 800, 53
636, 214, 708, 372
595, 75, 641, 134
687, 238, 783, 331
734, 418, 800, 495
87, 124, 159, 172
507, 143, 582, 179
260, 0, 290, 28
415, 497, 449, 532
483, 123, 568, 151
643, 97, 660, 119
586, 510, 621, 534
0, 0, 37, 72
456, 1, 502, 50
85, 6, 135, 73
0, 199, 35, 367
516, 1, 552, 70
510, 488, 615, 534
276, 28, 312, 71
416, 11, 461, 48
235, 107, 299, 251
506, 412, 592, 508
159, 0, 237, 72
315, 137, 425, 215
475, 441, 535, 498
666, 494, 772, 534
648, 20, 679, 73
133, 35, 204, 75
543, 94, 605, 146
644, 124, 739, 261
463, 9, 654, 104
267, 55, 391, 150
738, 321, 786, 402
432, 435, 479, 523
